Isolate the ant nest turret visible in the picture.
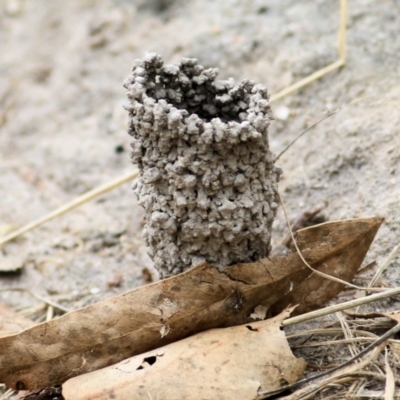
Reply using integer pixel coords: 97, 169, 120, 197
124, 53, 280, 278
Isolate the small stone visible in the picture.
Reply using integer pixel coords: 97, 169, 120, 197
274, 105, 290, 121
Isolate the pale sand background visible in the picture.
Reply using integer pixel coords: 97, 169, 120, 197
0, 0, 399, 315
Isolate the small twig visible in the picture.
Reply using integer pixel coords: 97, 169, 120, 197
258, 323, 400, 398
274, 110, 339, 161
0, 170, 139, 247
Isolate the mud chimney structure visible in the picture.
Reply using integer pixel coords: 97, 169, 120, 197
124, 53, 280, 278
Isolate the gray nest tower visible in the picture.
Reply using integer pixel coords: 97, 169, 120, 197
124, 53, 280, 278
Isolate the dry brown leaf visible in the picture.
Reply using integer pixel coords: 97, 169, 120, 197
62, 307, 306, 400
0, 217, 382, 389
270, 217, 383, 316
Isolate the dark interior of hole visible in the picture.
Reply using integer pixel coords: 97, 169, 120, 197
144, 355, 157, 365
144, 73, 249, 123
246, 325, 258, 332
136, 355, 157, 370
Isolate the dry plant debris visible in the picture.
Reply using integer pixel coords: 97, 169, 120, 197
62, 308, 305, 400
0, 217, 381, 389
268, 314, 400, 400
259, 316, 400, 398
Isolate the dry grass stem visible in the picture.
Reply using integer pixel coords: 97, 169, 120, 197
0, 388, 15, 400
385, 346, 396, 400
269, 0, 347, 103
15, 304, 46, 319
274, 110, 339, 161
282, 315, 400, 399
293, 337, 380, 349
0, 288, 70, 313
283, 287, 400, 327
368, 241, 400, 289
336, 312, 358, 357
46, 305, 54, 322
258, 336, 391, 399
287, 328, 380, 340
0, 170, 138, 247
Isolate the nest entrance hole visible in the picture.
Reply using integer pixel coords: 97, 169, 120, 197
143, 65, 253, 124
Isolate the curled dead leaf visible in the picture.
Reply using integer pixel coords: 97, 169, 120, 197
62, 308, 306, 400
0, 217, 382, 389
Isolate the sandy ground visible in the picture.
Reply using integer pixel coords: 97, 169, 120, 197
0, 0, 399, 374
